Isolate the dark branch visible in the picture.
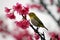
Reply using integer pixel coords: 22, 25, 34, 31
30, 24, 46, 40
40, 0, 60, 27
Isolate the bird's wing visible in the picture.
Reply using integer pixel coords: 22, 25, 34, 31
34, 15, 45, 27
31, 18, 39, 26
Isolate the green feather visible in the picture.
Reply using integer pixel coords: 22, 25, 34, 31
33, 14, 45, 27
29, 12, 48, 30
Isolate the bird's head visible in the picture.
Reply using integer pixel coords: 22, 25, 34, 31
28, 12, 36, 18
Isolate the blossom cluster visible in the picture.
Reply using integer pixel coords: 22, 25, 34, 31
5, 3, 29, 19
49, 32, 60, 40
5, 3, 29, 29
57, 7, 60, 13
13, 30, 39, 40
15, 19, 30, 29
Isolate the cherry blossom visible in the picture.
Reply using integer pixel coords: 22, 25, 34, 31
5, 7, 11, 13
57, 7, 60, 13
13, 3, 29, 15
49, 32, 60, 40
13, 3, 22, 12
15, 19, 30, 29
50, 0, 54, 4
19, 6, 29, 15
6, 13, 15, 19
34, 33, 39, 40
0, 20, 3, 26
13, 30, 33, 40
28, 4, 44, 10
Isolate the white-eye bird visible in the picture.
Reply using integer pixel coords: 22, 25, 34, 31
28, 12, 48, 30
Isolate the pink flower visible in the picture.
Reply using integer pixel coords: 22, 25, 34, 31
14, 30, 32, 40
15, 19, 30, 29
0, 20, 3, 26
49, 32, 60, 40
30, 4, 43, 10
0, 20, 3, 32
50, 0, 53, 4
19, 6, 29, 15
57, 7, 60, 13
13, 3, 29, 15
49, 32, 56, 38
5, 7, 11, 13
34, 33, 39, 40
6, 13, 15, 19
13, 3, 22, 12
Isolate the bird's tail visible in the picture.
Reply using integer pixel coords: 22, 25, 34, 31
44, 27, 48, 31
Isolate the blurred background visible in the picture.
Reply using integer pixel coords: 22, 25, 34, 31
0, 0, 60, 40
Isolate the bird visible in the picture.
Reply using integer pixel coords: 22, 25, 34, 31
28, 12, 48, 30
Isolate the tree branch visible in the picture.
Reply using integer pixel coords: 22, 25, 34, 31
40, 0, 60, 27
30, 24, 46, 40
